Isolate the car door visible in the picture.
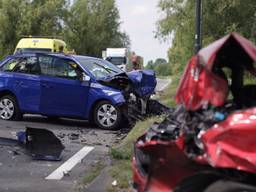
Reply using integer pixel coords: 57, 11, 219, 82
0, 56, 41, 112
38, 55, 90, 117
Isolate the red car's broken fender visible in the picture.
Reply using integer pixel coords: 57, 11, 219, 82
133, 136, 204, 192
200, 107, 256, 173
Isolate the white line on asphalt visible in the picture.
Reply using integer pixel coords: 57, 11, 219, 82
45, 146, 94, 180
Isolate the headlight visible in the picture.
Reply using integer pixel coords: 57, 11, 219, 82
134, 145, 151, 177
102, 89, 119, 95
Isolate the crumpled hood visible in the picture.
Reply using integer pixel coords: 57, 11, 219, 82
127, 70, 157, 97
98, 70, 157, 97
175, 33, 256, 111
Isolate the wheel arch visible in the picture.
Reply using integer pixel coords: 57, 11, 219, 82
0, 90, 22, 120
0, 90, 18, 102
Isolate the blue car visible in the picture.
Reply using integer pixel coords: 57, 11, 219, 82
0, 53, 157, 129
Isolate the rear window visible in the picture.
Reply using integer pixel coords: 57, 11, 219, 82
0, 58, 21, 71
15, 48, 52, 54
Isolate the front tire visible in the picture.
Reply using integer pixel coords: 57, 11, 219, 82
93, 101, 122, 130
0, 95, 22, 121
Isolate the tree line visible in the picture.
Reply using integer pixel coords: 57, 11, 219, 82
156, 0, 256, 75
0, 0, 129, 58
146, 58, 171, 76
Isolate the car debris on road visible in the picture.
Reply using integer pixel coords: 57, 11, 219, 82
0, 127, 64, 161
133, 33, 256, 192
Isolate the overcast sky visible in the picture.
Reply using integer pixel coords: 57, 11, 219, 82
116, 0, 170, 64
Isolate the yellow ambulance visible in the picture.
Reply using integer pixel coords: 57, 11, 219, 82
14, 37, 67, 54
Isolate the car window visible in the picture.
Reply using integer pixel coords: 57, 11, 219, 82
15, 48, 52, 54
1, 58, 21, 72
13, 57, 40, 75
1, 57, 40, 75
76, 57, 123, 79
38, 56, 79, 79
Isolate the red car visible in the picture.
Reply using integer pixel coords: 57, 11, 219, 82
133, 33, 256, 192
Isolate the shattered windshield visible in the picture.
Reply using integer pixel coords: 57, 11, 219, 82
76, 57, 124, 79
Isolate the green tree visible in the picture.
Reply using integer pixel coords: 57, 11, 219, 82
156, 0, 256, 74
64, 0, 130, 57
0, 0, 67, 57
0, 0, 128, 58
0, 0, 27, 56
146, 58, 171, 76
146, 60, 154, 70
24, 0, 67, 36
154, 58, 167, 66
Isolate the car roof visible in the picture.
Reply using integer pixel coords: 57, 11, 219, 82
12, 52, 101, 61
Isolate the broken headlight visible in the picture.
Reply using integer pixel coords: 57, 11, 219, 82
134, 146, 151, 177
129, 93, 137, 102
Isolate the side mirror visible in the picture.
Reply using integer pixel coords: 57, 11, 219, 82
82, 72, 91, 82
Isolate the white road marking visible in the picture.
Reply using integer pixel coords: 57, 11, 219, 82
45, 146, 94, 180
155, 78, 172, 92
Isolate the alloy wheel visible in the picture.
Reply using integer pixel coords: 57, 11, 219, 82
0, 98, 14, 120
97, 104, 118, 127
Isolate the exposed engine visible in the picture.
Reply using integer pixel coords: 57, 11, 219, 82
98, 70, 170, 124
145, 103, 236, 157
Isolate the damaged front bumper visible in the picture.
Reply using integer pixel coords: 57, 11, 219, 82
124, 96, 170, 123
98, 70, 170, 123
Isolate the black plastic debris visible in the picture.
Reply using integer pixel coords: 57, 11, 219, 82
147, 100, 171, 115
0, 127, 65, 161
25, 127, 65, 161
125, 99, 171, 125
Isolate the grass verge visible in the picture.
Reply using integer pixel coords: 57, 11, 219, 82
107, 76, 178, 192
82, 161, 105, 186
157, 75, 180, 107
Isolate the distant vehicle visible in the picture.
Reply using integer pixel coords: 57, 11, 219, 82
102, 48, 128, 71
102, 48, 144, 72
0, 53, 157, 130
14, 37, 67, 54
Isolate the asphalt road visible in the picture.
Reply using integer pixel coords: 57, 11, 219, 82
0, 78, 171, 192
0, 115, 128, 192
155, 78, 171, 92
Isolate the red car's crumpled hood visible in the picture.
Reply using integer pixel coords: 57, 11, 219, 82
175, 33, 256, 110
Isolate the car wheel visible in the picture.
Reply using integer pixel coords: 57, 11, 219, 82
204, 180, 256, 192
0, 95, 22, 121
94, 101, 122, 130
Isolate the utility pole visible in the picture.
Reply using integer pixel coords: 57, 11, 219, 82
195, 0, 202, 54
